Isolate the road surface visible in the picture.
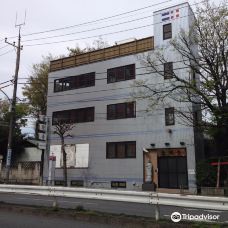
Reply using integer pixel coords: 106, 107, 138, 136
0, 192, 227, 224
0, 208, 115, 228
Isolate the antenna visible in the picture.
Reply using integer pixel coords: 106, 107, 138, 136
15, 10, 27, 27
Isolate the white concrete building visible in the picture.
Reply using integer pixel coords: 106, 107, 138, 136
45, 2, 201, 192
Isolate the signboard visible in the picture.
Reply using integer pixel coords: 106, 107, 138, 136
188, 169, 195, 175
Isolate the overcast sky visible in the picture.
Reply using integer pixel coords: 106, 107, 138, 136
0, 0, 221, 133
0, 0, 210, 98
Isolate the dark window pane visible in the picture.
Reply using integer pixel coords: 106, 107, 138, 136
164, 62, 173, 79
54, 72, 95, 92
106, 141, 136, 159
116, 143, 125, 158
116, 67, 125, 81
85, 107, 94, 122
163, 23, 172, 40
107, 69, 116, 83
126, 102, 135, 118
75, 109, 84, 123
107, 104, 116, 120
126, 142, 136, 158
107, 143, 116, 158
125, 65, 135, 79
116, 103, 126, 119
52, 107, 94, 125
165, 107, 175, 125
107, 64, 135, 84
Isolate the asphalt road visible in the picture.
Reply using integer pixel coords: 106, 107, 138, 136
0, 209, 114, 228
0, 192, 227, 224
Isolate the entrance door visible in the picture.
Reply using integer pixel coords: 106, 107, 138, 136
158, 156, 188, 189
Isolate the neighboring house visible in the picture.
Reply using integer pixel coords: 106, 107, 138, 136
45, 3, 202, 192
0, 140, 42, 185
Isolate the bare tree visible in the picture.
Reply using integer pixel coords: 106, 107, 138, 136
132, 1, 228, 155
53, 120, 75, 186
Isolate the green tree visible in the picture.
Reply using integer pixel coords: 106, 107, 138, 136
0, 100, 29, 163
133, 1, 228, 155
67, 37, 109, 56
23, 55, 53, 117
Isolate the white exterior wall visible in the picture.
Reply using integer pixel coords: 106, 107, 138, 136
45, 3, 197, 191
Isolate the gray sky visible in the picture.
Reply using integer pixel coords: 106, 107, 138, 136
0, 0, 207, 98
0, 0, 221, 133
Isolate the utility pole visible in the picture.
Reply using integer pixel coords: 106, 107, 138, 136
4, 26, 23, 181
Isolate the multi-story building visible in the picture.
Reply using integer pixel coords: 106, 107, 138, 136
44, 2, 201, 192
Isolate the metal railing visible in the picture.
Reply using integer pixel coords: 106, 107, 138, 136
0, 184, 227, 221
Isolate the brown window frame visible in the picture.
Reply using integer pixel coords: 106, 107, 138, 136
54, 72, 95, 92
164, 62, 174, 79
163, 23, 172, 40
52, 107, 95, 125
165, 107, 175, 126
107, 64, 135, 83
106, 141, 136, 159
107, 101, 136, 120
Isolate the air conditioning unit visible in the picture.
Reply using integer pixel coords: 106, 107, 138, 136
38, 123, 46, 132
38, 133, 46, 141
39, 115, 45, 122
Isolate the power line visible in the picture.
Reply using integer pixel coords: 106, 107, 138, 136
0, 45, 8, 50
0, 83, 13, 89
3, 0, 206, 47
0, 49, 14, 57
23, 14, 154, 42
22, 2, 204, 48
7, 0, 171, 39
0, 80, 12, 85
24, 23, 155, 47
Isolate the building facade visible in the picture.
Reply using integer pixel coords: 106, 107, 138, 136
45, 2, 199, 192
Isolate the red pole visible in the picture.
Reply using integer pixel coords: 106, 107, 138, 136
216, 158, 221, 188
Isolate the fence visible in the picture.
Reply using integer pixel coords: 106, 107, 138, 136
0, 184, 227, 221
0, 162, 41, 185
50, 37, 154, 72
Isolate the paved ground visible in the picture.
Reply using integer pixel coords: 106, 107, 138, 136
0, 208, 115, 228
0, 192, 227, 224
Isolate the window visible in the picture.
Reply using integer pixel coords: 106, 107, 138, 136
54, 72, 95, 92
54, 180, 65, 186
192, 70, 196, 87
52, 107, 94, 124
71, 180, 84, 187
107, 64, 135, 83
165, 108, 175, 126
106, 141, 136, 159
163, 23, 172, 40
107, 102, 136, 120
111, 181, 126, 188
193, 111, 198, 126
164, 62, 173, 79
